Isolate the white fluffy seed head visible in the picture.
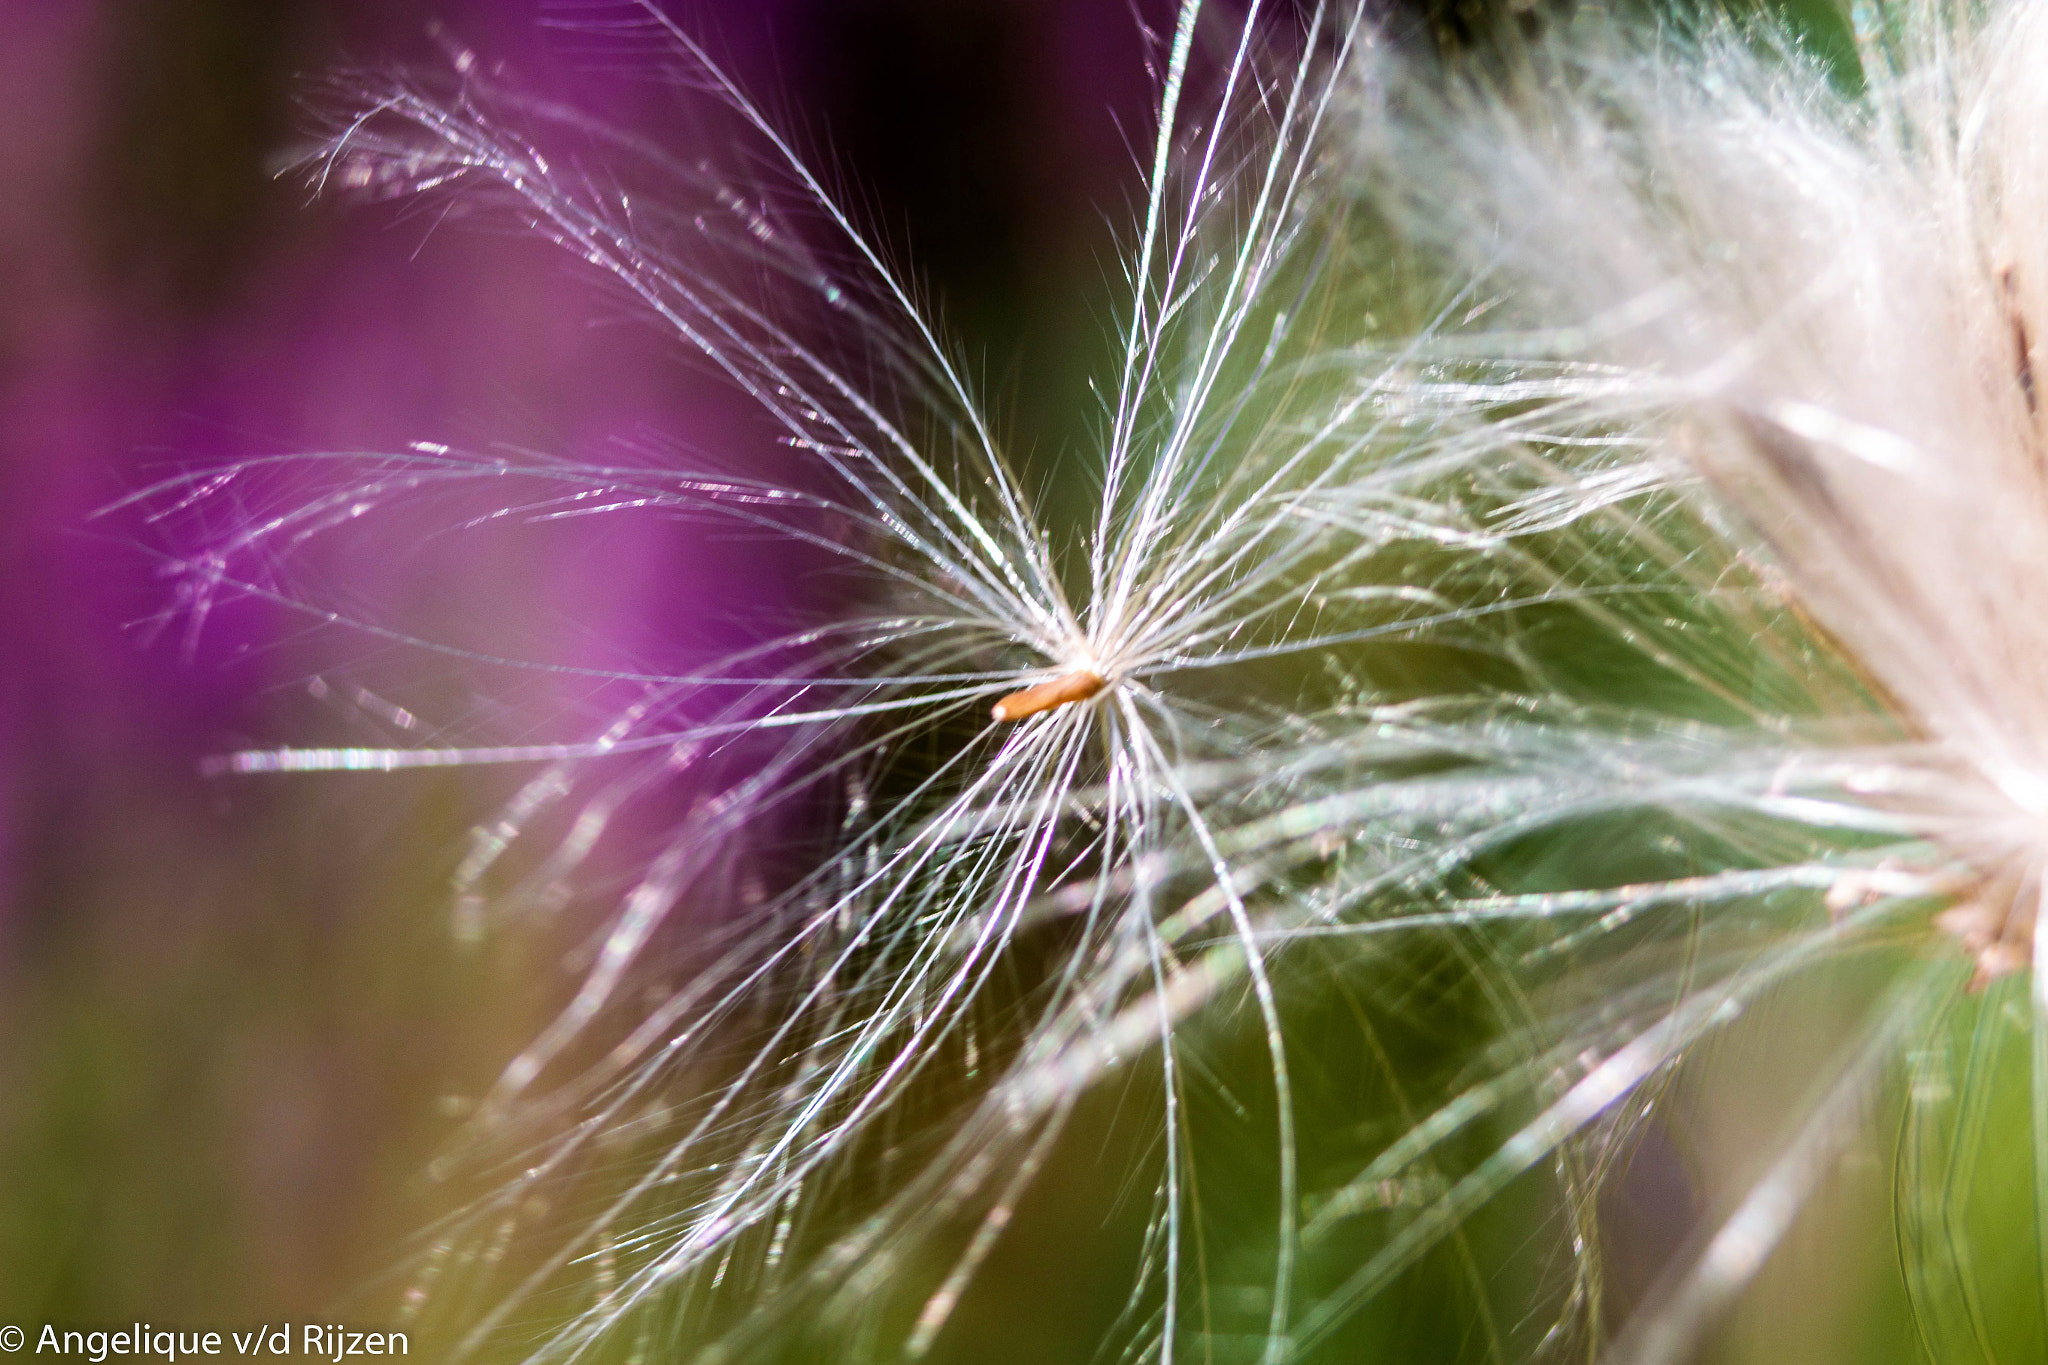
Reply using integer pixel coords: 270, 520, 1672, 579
130, 1, 2048, 1361
1342, 1, 2048, 957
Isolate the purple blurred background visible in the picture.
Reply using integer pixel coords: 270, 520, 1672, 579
0, 0, 1165, 1331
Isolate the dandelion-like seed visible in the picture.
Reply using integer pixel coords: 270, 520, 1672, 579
132, 0, 2048, 1361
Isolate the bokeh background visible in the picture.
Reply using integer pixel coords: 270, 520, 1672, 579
0, 1, 1965, 1361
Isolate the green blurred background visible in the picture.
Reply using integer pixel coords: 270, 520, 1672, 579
0, 1, 2022, 1361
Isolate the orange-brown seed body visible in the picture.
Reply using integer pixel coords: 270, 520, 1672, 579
991, 670, 1108, 722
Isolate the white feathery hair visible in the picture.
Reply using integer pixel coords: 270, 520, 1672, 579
128, 0, 2048, 1361
1321, 0, 2048, 1358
